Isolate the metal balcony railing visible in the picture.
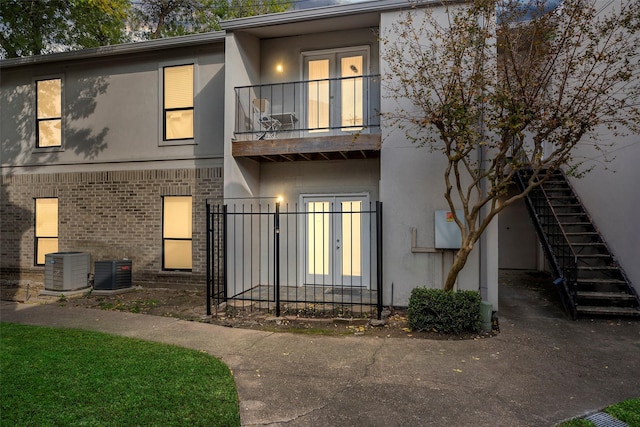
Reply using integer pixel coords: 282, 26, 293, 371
234, 75, 381, 141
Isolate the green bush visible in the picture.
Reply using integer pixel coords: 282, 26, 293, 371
407, 287, 481, 334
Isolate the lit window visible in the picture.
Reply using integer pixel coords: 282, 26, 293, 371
36, 79, 62, 147
163, 196, 192, 270
163, 65, 194, 140
35, 198, 58, 265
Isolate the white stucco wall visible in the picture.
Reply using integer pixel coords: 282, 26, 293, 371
379, 6, 500, 309
258, 159, 379, 202
224, 159, 381, 290
260, 28, 379, 83
567, 131, 640, 294
562, 0, 640, 294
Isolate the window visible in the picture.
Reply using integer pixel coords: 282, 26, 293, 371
163, 64, 194, 141
163, 196, 192, 270
35, 198, 58, 265
36, 78, 62, 147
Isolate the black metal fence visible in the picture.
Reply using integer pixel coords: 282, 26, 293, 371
206, 200, 383, 319
234, 75, 381, 140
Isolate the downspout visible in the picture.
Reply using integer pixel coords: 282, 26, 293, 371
477, 9, 489, 302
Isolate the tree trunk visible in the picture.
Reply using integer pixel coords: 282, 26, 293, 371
443, 241, 475, 292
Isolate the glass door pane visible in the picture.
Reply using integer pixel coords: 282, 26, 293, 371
307, 59, 330, 131
306, 201, 331, 284
339, 55, 364, 130
340, 200, 362, 283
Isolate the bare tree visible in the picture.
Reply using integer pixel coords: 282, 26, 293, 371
130, 0, 291, 39
381, 0, 640, 291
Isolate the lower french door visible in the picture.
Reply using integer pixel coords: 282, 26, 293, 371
302, 194, 369, 288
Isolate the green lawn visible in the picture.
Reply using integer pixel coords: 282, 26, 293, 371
556, 398, 640, 427
0, 323, 240, 426
605, 398, 640, 427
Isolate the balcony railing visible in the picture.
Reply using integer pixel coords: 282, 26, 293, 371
234, 75, 381, 141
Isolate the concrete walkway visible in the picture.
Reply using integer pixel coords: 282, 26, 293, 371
2, 278, 639, 426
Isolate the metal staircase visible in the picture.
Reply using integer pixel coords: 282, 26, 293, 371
515, 168, 640, 319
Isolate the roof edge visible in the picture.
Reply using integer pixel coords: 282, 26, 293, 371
220, 0, 421, 30
0, 31, 225, 69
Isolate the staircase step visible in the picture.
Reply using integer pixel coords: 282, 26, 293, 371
547, 196, 576, 200
577, 291, 637, 301
546, 231, 599, 237
551, 212, 588, 217
576, 266, 617, 272
576, 254, 612, 259
576, 306, 640, 316
577, 278, 626, 285
550, 204, 583, 208
561, 225, 596, 231
571, 242, 605, 247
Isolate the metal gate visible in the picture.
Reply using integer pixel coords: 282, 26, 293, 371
206, 200, 383, 319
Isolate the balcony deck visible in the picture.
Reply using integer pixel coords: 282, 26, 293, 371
232, 133, 381, 162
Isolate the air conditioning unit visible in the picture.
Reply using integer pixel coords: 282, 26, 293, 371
94, 260, 132, 290
44, 252, 91, 291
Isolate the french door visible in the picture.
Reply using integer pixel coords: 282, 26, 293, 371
302, 194, 369, 287
304, 47, 368, 133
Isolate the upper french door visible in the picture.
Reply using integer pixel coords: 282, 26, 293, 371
303, 47, 369, 133
302, 194, 370, 288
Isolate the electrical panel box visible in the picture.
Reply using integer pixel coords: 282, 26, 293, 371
94, 260, 132, 290
435, 210, 464, 249
44, 252, 91, 291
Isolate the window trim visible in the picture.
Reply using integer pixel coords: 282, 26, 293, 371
34, 76, 64, 151
161, 196, 193, 271
34, 197, 59, 266
159, 60, 198, 146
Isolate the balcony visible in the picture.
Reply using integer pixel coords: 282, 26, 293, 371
233, 75, 381, 162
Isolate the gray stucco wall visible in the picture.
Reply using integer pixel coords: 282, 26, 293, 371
1, 43, 225, 174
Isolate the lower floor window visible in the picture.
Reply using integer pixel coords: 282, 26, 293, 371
35, 198, 58, 265
163, 196, 192, 270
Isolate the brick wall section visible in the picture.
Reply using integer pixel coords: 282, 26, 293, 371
1, 168, 223, 287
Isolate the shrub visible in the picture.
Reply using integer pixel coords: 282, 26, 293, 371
407, 287, 481, 334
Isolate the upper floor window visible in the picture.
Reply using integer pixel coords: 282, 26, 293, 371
35, 198, 59, 265
163, 64, 194, 141
36, 78, 62, 147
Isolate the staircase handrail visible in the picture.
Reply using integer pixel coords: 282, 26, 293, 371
515, 167, 579, 319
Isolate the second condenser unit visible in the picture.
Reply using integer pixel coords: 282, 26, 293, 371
93, 260, 132, 290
